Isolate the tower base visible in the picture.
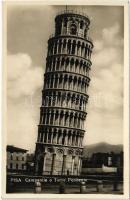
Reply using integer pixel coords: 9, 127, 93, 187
35, 143, 83, 176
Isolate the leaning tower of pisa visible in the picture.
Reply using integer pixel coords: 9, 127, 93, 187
35, 10, 93, 176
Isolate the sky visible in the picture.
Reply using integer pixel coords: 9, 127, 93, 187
7, 5, 124, 152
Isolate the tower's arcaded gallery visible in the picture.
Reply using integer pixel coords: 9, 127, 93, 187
35, 10, 93, 176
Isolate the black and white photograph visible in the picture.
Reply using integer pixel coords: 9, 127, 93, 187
2, 1, 129, 198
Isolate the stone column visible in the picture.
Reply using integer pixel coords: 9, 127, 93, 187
76, 135, 79, 146
81, 64, 83, 74
87, 47, 89, 59
71, 156, 75, 175
53, 113, 56, 126
80, 157, 82, 174
63, 43, 66, 54
80, 118, 83, 129
51, 132, 53, 144
78, 157, 81, 175
60, 132, 63, 144
44, 112, 47, 125
79, 118, 81, 129
85, 83, 87, 93
52, 76, 55, 88
80, 136, 83, 146
74, 117, 77, 128
69, 42, 72, 54
65, 132, 68, 146
42, 133, 45, 143
88, 46, 90, 59
61, 42, 63, 54
58, 59, 61, 70
61, 77, 64, 88
48, 112, 51, 125
46, 131, 49, 143
41, 133, 44, 143
62, 154, 67, 175
75, 134, 78, 146
59, 43, 62, 54
66, 24, 69, 34
66, 113, 69, 126
81, 46, 83, 57
79, 46, 82, 56
56, 94, 59, 106
72, 114, 75, 127
61, 20, 64, 35
42, 153, 47, 175
52, 133, 55, 143
82, 47, 85, 57
49, 77, 51, 89
68, 61, 71, 72
70, 134, 73, 145
71, 78, 73, 91
55, 58, 57, 71
57, 113, 60, 126
69, 115, 73, 127
78, 22, 80, 35
74, 135, 77, 146
76, 136, 78, 146
63, 112, 66, 126
83, 46, 85, 57
77, 136, 79, 146
75, 43, 78, 55
72, 135, 74, 146
51, 153, 56, 175
55, 95, 57, 106
79, 136, 82, 146
65, 42, 67, 54
56, 43, 58, 54
57, 132, 59, 144
55, 132, 58, 144
41, 112, 44, 124
57, 75, 60, 87
53, 42, 55, 54
66, 78, 69, 90
63, 77, 67, 89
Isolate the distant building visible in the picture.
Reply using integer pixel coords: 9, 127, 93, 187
26, 153, 35, 174
110, 151, 123, 168
6, 145, 28, 173
82, 151, 123, 175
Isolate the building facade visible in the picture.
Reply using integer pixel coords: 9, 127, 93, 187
6, 145, 28, 173
35, 10, 93, 176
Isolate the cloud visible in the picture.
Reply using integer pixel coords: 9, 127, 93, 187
85, 23, 123, 145
94, 23, 123, 51
102, 23, 123, 47
7, 53, 43, 151
7, 53, 43, 99
89, 23, 123, 111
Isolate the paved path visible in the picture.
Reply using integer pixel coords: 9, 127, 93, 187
9, 183, 123, 194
